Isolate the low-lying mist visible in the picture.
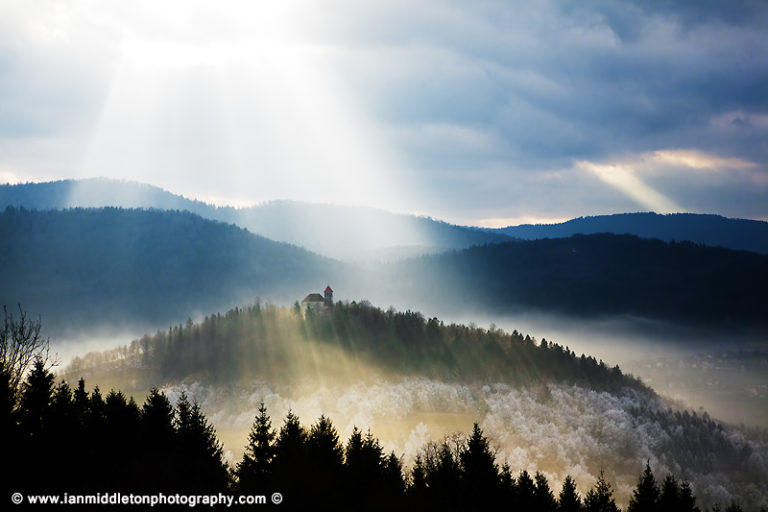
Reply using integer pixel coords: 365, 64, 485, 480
57, 301, 768, 510
157, 376, 766, 509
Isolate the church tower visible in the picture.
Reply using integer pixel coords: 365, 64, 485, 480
324, 285, 333, 307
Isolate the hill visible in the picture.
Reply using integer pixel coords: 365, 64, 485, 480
0, 206, 342, 335
0, 178, 512, 260
390, 234, 768, 327
491, 212, 768, 254
61, 302, 768, 510
2, 207, 766, 336
63, 301, 641, 393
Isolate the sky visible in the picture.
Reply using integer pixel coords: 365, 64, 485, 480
0, 0, 766, 227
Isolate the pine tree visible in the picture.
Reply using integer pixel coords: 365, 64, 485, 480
104, 390, 141, 490
140, 388, 177, 491
559, 475, 582, 512
534, 471, 558, 512
272, 410, 308, 500
584, 471, 619, 512
382, 451, 405, 496
516, 470, 536, 510
344, 426, 385, 506
175, 392, 230, 492
17, 358, 55, 491
19, 357, 54, 439
410, 454, 427, 493
658, 474, 680, 512
460, 423, 499, 503
678, 481, 700, 512
425, 441, 461, 508
236, 402, 276, 492
628, 461, 660, 512
306, 414, 344, 496
499, 463, 516, 504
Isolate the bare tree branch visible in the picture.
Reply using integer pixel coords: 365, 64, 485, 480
0, 304, 57, 392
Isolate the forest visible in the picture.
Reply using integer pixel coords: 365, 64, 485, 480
64, 301, 644, 392
396, 233, 768, 327
59, 302, 768, 509
3, 206, 768, 339
2, 356, 750, 511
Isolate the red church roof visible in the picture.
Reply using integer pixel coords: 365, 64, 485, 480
324, 285, 333, 293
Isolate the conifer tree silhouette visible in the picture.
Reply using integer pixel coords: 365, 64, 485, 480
19, 357, 53, 441
236, 402, 276, 492
306, 414, 344, 499
628, 461, 660, 512
423, 441, 461, 510
140, 388, 177, 491
344, 426, 383, 506
409, 453, 428, 507
678, 481, 700, 512
658, 474, 681, 512
499, 463, 516, 504
534, 471, 558, 512
460, 423, 499, 507
272, 410, 308, 503
558, 475, 583, 512
382, 451, 405, 498
104, 389, 141, 490
584, 470, 619, 512
175, 392, 229, 492
516, 470, 536, 510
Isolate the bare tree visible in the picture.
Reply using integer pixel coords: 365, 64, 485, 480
0, 305, 56, 391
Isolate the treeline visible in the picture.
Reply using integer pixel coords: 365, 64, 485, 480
394, 233, 768, 327
66, 301, 646, 393
4, 359, 751, 511
0, 206, 340, 334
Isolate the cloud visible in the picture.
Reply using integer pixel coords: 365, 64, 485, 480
0, 1, 766, 221
576, 160, 683, 213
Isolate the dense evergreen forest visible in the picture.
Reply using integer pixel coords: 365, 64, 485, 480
3, 358, 752, 511
0, 178, 512, 260
0, 206, 341, 333
492, 212, 768, 255
65, 301, 644, 393
3, 206, 767, 338
397, 233, 768, 326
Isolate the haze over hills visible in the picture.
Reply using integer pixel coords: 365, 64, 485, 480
491, 212, 768, 254
0, 206, 344, 336
4, 178, 768, 258
2, 206, 766, 339
61, 301, 768, 510
0, 179, 512, 261
390, 234, 768, 328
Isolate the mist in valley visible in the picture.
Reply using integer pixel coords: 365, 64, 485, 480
53, 299, 768, 510
3, 1, 767, 507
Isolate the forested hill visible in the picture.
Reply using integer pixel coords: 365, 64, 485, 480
491, 212, 768, 254
0, 206, 342, 334
65, 301, 645, 395
390, 234, 768, 327
0, 178, 512, 260
3, 207, 766, 336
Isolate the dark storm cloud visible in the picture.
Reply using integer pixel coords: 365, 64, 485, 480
0, 1, 766, 223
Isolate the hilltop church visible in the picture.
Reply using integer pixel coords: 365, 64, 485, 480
301, 285, 333, 310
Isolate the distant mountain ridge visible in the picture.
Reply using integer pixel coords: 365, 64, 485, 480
490, 212, 768, 254
0, 178, 512, 260
0, 206, 344, 335
2, 206, 765, 338
392, 233, 768, 327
